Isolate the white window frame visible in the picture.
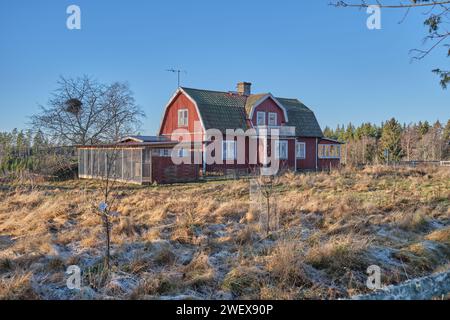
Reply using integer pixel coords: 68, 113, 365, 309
296, 142, 306, 159
222, 140, 237, 161
178, 148, 188, 158
159, 149, 171, 157
318, 144, 341, 159
178, 109, 188, 127
256, 111, 266, 126
275, 140, 288, 160
268, 112, 278, 126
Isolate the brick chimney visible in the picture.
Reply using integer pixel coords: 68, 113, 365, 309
237, 82, 252, 96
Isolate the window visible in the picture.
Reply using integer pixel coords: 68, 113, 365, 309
176, 148, 188, 158
222, 140, 236, 161
275, 140, 288, 160
296, 142, 306, 159
268, 112, 278, 126
318, 144, 341, 159
178, 109, 188, 127
159, 149, 171, 157
256, 111, 266, 126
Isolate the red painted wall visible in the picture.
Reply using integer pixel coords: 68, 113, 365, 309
256, 138, 295, 171
205, 137, 296, 174
318, 158, 340, 170
251, 97, 286, 126
157, 90, 329, 175
152, 156, 199, 184
204, 135, 252, 174
283, 139, 296, 170
296, 137, 317, 170
159, 92, 203, 142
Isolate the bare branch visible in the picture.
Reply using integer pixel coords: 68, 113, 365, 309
31, 76, 145, 146
330, 1, 450, 9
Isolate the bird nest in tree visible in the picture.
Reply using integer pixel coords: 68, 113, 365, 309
65, 98, 83, 115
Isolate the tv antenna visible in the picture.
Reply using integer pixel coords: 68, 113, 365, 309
166, 68, 187, 87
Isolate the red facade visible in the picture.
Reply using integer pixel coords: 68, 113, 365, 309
251, 98, 286, 126
152, 156, 199, 184
296, 137, 318, 170
159, 92, 202, 142
159, 90, 341, 175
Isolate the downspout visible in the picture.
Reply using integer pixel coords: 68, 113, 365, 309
202, 141, 207, 176
294, 139, 297, 172
315, 138, 318, 171
149, 148, 153, 183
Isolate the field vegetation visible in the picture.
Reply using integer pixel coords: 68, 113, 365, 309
0, 166, 448, 300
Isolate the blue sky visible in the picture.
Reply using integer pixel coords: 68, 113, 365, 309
0, 0, 448, 135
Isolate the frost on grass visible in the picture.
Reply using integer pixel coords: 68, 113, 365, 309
0, 166, 449, 300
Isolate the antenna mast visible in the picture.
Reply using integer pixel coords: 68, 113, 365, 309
166, 68, 186, 87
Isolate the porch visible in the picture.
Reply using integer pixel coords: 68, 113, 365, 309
77, 139, 199, 185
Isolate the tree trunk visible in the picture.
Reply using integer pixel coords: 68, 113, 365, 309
266, 197, 270, 236
103, 215, 111, 269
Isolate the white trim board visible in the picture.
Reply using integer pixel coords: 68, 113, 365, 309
248, 94, 289, 123
158, 88, 206, 135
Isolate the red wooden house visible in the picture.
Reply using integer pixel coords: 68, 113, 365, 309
159, 82, 342, 175
78, 82, 342, 184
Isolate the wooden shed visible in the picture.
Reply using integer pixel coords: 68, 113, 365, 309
77, 136, 199, 184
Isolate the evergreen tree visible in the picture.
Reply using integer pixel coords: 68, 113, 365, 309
419, 121, 431, 136
380, 118, 403, 162
344, 123, 355, 141
323, 126, 334, 139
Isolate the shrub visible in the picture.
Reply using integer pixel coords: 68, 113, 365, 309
0, 272, 39, 300
222, 266, 263, 298
183, 253, 215, 287
305, 235, 369, 275
266, 240, 310, 287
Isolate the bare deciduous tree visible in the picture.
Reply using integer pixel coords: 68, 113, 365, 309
254, 174, 280, 236
91, 147, 121, 270
401, 124, 419, 161
31, 76, 145, 146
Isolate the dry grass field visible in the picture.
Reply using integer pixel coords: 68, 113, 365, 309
0, 166, 449, 300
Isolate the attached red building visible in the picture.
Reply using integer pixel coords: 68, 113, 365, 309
78, 82, 343, 184
159, 82, 342, 175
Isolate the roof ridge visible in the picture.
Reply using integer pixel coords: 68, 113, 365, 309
182, 87, 273, 98
276, 97, 300, 101
181, 87, 234, 95
181, 88, 303, 103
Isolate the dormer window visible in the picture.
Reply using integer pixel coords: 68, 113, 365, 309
178, 109, 188, 127
256, 112, 266, 126
268, 112, 277, 126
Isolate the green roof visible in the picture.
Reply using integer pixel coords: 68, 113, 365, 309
181, 87, 323, 137
182, 88, 248, 132
276, 98, 323, 137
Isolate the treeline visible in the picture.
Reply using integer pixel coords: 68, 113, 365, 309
323, 118, 450, 166
0, 129, 76, 177
0, 76, 145, 180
